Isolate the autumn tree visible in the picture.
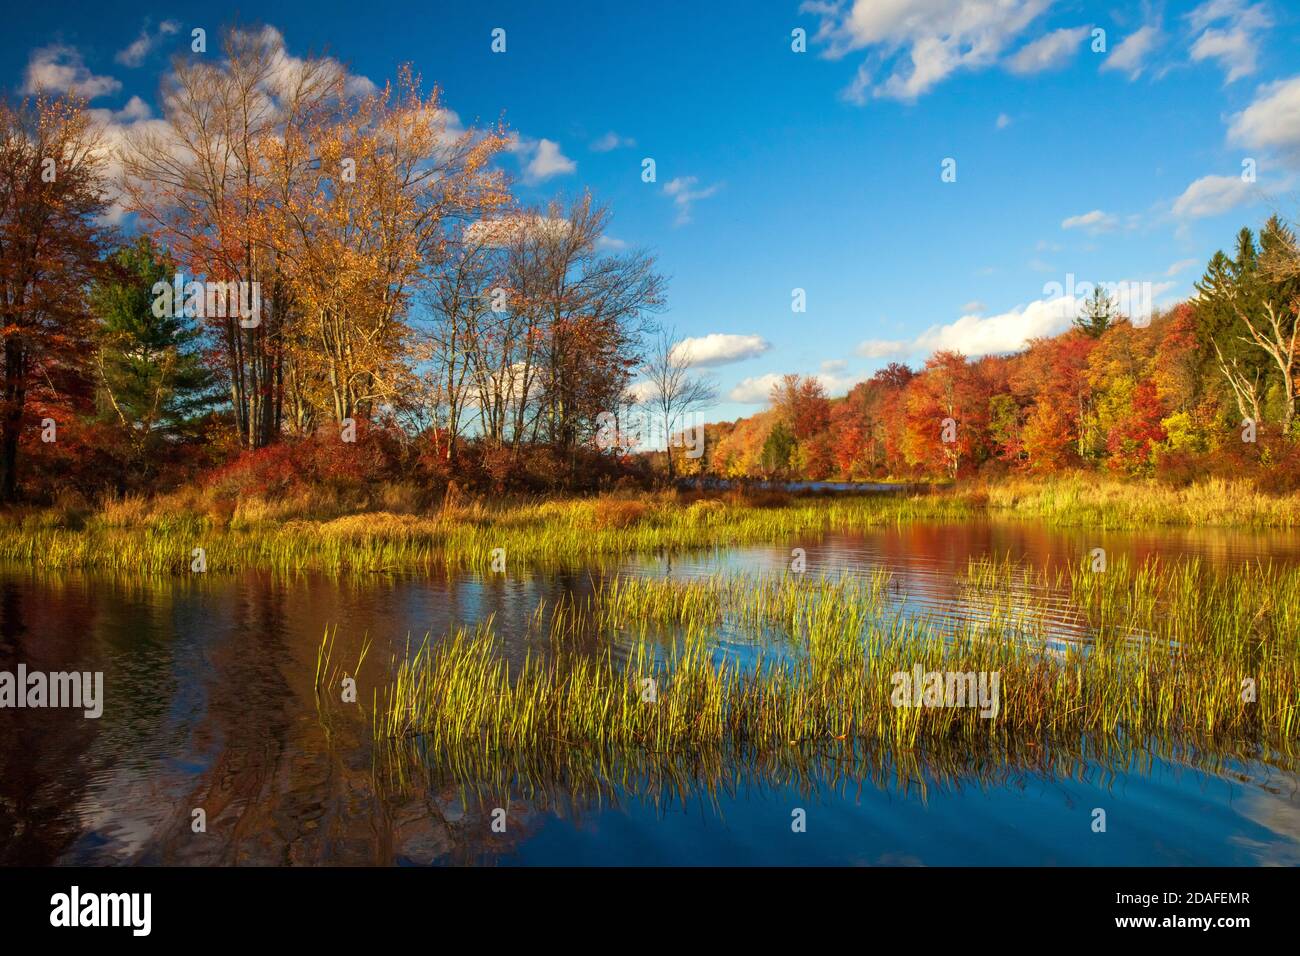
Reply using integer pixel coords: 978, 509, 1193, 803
282, 67, 510, 433
640, 327, 717, 480
903, 351, 989, 478
121, 25, 345, 449
418, 221, 505, 464
0, 93, 109, 500
517, 194, 665, 466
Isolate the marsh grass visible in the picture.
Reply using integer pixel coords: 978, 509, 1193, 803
0, 477, 1297, 574
0, 492, 974, 574
377, 723, 1292, 815
368, 557, 1299, 763
980, 475, 1300, 529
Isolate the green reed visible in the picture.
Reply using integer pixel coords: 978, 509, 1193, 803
369, 557, 1299, 760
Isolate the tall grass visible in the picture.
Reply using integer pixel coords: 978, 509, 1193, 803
979, 475, 1300, 529
0, 492, 974, 574
371, 558, 1299, 759
1, 476, 1298, 575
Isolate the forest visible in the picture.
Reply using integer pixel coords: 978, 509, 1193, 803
2, 25, 1298, 515
685, 230, 1300, 494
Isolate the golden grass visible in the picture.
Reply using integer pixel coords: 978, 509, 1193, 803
0, 476, 1297, 574
979, 475, 1300, 529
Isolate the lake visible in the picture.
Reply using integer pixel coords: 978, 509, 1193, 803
2, 518, 1298, 865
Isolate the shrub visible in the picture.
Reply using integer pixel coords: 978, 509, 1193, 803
592, 498, 650, 529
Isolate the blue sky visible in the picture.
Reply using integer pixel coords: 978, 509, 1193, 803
5, 0, 1299, 422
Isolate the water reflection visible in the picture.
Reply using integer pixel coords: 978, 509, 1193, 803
1, 519, 1298, 865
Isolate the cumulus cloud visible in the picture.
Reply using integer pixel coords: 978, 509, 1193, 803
1100, 24, 1162, 80
1061, 209, 1119, 233
509, 136, 576, 184
1187, 0, 1270, 83
22, 44, 121, 99
801, 0, 1051, 102
1228, 75, 1300, 165
815, 367, 865, 396
590, 131, 634, 152
728, 367, 861, 403
728, 373, 785, 404
862, 279, 1179, 359
663, 175, 719, 225
1005, 26, 1089, 75
527, 139, 576, 181
115, 19, 181, 67
1171, 173, 1257, 218
233, 25, 376, 102
858, 296, 1082, 359
671, 333, 770, 368
84, 97, 179, 224
857, 339, 914, 359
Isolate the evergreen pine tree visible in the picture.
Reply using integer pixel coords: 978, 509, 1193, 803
90, 238, 222, 468
1073, 285, 1116, 339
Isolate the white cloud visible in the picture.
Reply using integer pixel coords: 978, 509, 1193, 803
85, 97, 178, 224
996, 112, 1012, 129
1100, 24, 1162, 80
1061, 209, 1118, 233
233, 25, 375, 102
345, 74, 379, 98
802, 0, 1052, 102
91, 95, 152, 124
959, 300, 986, 314
728, 368, 860, 404
1005, 26, 1089, 75
728, 373, 785, 404
115, 19, 181, 68
671, 333, 770, 368
663, 175, 719, 225
1171, 173, 1257, 218
22, 44, 121, 99
858, 296, 1082, 359
510, 136, 576, 184
1228, 76, 1300, 165
625, 380, 659, 404
1165, 257, 1200, 276
815, 368, 865, 396
527, 139, 576, 181
596, 235, 628, 252
591, 131, 635, 152
1187, 0, 1270, 84
856, 339, 913, 359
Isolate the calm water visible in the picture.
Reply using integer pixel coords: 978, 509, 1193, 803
2, 519, 1298, 866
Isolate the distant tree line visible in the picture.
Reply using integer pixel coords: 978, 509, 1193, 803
682, 216, 1300, 493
